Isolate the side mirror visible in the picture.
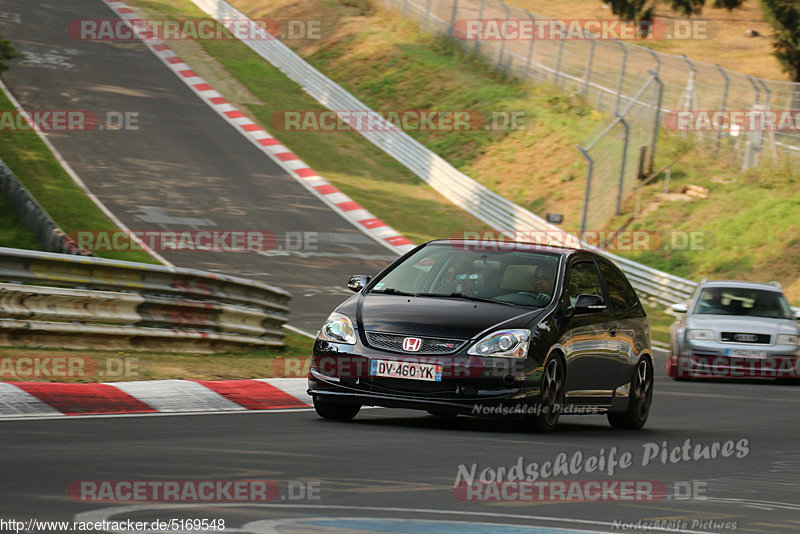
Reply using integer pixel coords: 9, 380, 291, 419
793, 307, 800, 321
670, 302, 689, 314
574, 294, 606, 314
348, 274, 371, 293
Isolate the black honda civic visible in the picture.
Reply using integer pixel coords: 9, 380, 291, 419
308, 239, 653, 431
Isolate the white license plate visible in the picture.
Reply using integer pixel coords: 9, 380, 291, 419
370, 359, 442, 382
726, 348, 767, 358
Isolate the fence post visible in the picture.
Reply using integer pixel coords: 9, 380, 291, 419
424, 0, 433, 29
496, 3, 510, 69
616, 115, 630, 215
449, 0, 459, 36
474, 0, 485, 55
649, 72, 663, 175
759, 78, 779, 161
553, 22, 565, 84
523, 10, 536, 82
714, 64, 729, 155
582, 39, 596, 96
742, 75, 762, 170
646, 47, 661, 75
614, 41, 628, 114
577, 145, 594, 238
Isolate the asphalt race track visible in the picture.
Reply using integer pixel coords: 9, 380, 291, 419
0, 0, 397, 333
1, 362, 800, 533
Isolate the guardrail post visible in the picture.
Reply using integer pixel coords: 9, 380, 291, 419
614, 41, 628, 114
577, 146, 594, 238
616, 115, 630, 215
714, 64, 729, 156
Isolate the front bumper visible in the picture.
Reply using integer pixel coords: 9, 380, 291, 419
666, 343, 800, 379
308, 340, 545, 416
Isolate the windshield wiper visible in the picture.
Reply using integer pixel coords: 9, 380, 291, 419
415, 292, 503, 305
371, 287, 415, 296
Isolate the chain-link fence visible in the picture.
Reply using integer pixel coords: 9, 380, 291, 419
579, 74, 663, 232
381, 0, 800, 170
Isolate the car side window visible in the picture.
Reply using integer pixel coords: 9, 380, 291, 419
599, 262, 639, 312
567, 261, 604, 307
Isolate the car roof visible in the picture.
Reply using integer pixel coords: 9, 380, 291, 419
426, 239, 581, 256
699, 280, 785, 293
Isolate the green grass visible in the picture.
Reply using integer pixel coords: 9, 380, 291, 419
0, 88, 156, 263
0, 194, 41, 250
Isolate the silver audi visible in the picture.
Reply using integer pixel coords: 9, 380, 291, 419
667, 280, 800, 379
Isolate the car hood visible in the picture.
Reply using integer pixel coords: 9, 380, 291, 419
687, 315, 799, 336
354, 294, 544, 340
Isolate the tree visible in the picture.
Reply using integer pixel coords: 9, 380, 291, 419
0, 35, 20, 73
602, 0, 798, 82
760, 0, 800, 82
602, 0, 744, 20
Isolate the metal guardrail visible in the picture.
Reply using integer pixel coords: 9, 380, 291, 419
0, 159, 88, 255
188, 0, 697, 306
0, 247, 291, 352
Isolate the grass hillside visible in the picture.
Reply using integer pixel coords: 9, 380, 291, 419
126, 0, 799, 304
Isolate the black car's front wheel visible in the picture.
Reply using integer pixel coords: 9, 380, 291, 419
528, 356, 565, 432
313, 396, 361, 421
608, 357, 653, 430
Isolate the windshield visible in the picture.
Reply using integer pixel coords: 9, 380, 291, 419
693, 287, 794, 319
370, 243, 561, 307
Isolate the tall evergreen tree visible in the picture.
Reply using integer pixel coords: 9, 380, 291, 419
760, 0, 800, 82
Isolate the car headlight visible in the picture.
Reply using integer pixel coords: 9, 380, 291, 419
776, 334, 799, 346
317, 312, 356, 345
468, 329, 531, 358
688, 329, 714, 341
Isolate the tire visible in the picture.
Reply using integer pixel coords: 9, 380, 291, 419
528, 356, 565, 432
608, 357, 653, 430
313, 396, 360, 421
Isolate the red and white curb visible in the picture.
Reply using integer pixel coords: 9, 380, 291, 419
0, 378, 311, 418
102, 0, 415, 256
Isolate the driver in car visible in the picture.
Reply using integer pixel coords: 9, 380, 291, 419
532, 265, 555, 304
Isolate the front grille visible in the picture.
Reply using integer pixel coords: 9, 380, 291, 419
366, 331, 467, 355
720, 332, 771, 344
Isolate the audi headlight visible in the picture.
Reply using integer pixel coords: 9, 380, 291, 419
688, 329, 714, 341
468, 329, 531, 359
317, 312, 356, 345
776, 334, 799, 346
